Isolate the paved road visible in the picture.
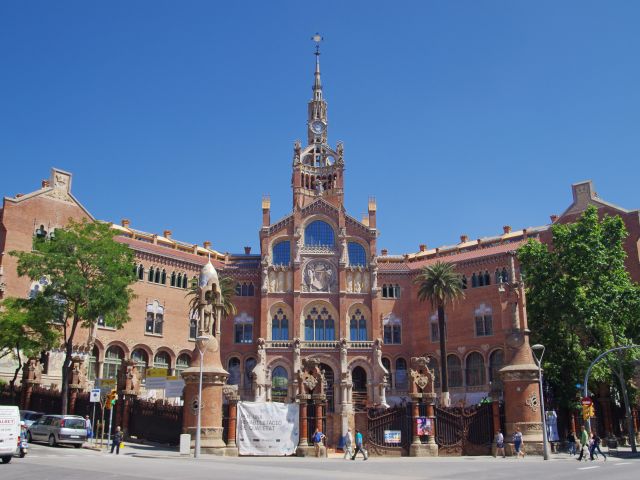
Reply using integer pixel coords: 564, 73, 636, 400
2, 443, 637, 479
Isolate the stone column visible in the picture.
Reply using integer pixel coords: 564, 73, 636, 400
412, 401, 421, 445
296, 394, 311, 456
222, 386, 239, 454
425, 399, 437, 446
314, 396, 325, 434
181, 335, 230, 455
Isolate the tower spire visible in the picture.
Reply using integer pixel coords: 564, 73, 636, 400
312, 33, 323, 101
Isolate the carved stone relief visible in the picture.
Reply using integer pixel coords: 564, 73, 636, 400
302, 259, 336, 292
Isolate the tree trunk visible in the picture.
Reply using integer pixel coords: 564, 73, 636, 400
9, 345, 22, 394
438, 305, 449, 394
61, 346, 71, 415
614, 360, 637, 452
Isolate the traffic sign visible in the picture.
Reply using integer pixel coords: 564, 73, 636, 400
89, 388, 101, 403
581, 397, 592, 406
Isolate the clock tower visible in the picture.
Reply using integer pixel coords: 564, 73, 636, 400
292, 37, 345, 211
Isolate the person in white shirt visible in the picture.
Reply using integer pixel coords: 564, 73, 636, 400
343, 428, 353, 459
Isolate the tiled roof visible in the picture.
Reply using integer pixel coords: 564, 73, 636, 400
115, 236, 225, 268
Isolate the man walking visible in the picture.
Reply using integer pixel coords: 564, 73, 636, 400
312, 428, 324, 458
85, 415, 92, 443
577, 426, 589, 461
494, 429, 505, 458
343, 428, 354, 459
351, 429, 368, 461
589, 431, 606, 461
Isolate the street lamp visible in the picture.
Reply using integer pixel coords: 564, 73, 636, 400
531, 344, 550, 460
194, 335, 210, 458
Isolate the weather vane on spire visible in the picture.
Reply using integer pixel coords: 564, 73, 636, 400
311, 33, 323, 55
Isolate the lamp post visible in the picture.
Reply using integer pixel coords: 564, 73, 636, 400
531, 344, 549, 460
194, 335, 210, 458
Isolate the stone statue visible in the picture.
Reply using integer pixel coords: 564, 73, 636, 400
354, 271, 362, 293
293, 140, 301, 163
198, 261, 222, 337
340, 338, 348, 372
22, 357, 42, 384
261, 259, 269, 293
315, 178, 324, 195
409, 356, 435, 395
298, 357, 325, 397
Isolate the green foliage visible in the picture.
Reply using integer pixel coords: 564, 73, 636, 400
517, 206, 640, 408
414, 261, 465, 310
0, 297, 59, 361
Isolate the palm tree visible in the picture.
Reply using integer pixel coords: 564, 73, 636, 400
414, 261, 464, 406
186, 275, 238, 328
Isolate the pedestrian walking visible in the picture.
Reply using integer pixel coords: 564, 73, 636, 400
343, 428, 354, 459
110, 426, 123, 455
577, 426, 589, 461
589, 432, 606, 461
566, 431, 576, 456
312, 428, 324, 458
351, 429, 368, 461
513, 427, 525, 459
85, 415, 92, 442
494, 429, 506, 458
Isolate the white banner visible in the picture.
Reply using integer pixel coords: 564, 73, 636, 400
237, 401, 299, 456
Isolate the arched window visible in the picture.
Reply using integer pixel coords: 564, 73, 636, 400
304, 306, 335, 341
462, 275, 467, 289
234, 313, 254, 344
465, 352, 486, 386
170, 272, 176, 287
148, 267, 155, 282
471, 273, 478, 288
271, 366, 288, 403
383, 314, 401, 344
154, 268, 161, 284
138, 264, 144, 280
382, 284, 388, 297
154, 351, 170, 374
348, 242, 366, 266
175, 354, 191, 376
349, 308, 367, 341
474, 303, 493, 337
241, 283, 248, 296
182, 275, 188, 289
104, 346, 124, 380
189, 310, 198, 339
248, 283, 254, 296
501, 267, 509, 283
352, 367, 367, 411
160, 269, 167, 285
382, 284, 400, 298
395, 358, 408, 390
272, 241, 291, 266
478, 272, 484, 287
131, 349, 149, 381
245, 358, 256, 389
145, 301, 164, 335
484, 270, 491, 286
304, 220, 335, 247
227, 357, 241, 385
382, 358, 392, 391
447, 354, 463, 387
177, 273, 183, 288
489, 349, 504, 384
87, 346, 99, 381
271, 308, 289, 341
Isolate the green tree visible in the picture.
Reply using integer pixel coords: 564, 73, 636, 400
414, 261, 465, 405
10, 219, 136, 414
518, 206, 640, 448
0, 296, 59, 391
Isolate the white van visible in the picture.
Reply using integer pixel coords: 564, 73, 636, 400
0, 406, 20, 464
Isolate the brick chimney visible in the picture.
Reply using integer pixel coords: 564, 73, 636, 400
244, 246, 252, 254
460, 234, 469, 243
203, 241, 211, 250
121, 219, 130, 228
523, 228, 528, 239
41, 179, 50, 188
550, 214, 559, 223
381, 248, 388, 256
503, 225, 512, 234
163, 230, 172, 239
419, 244, 427, 252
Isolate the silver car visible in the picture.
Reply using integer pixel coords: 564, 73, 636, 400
27, 415, 87, 447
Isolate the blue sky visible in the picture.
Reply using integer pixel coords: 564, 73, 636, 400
1, 1, 639, 255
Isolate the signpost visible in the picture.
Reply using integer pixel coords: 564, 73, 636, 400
89, 388, 100, 444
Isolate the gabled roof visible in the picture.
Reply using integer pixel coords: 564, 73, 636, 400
3, 168, 94, 220
559, 180, 632, 218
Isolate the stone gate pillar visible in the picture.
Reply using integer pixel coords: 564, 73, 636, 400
68, 356, 88, 416
295, 357, 325, 456
297, 395, 310, 451
408, 357, 438, 456
222, 385, 239, 454
20, 357, 42, 411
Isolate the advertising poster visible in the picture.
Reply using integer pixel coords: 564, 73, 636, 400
384, 430, 402, 443
416, 417, 433, 436
237, 401, 299, 456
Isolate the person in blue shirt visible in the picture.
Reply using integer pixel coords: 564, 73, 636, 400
351, 429, 368, 460
312, 428, 325, 458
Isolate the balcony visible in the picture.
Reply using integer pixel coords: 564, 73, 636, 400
263, 340, 374, 350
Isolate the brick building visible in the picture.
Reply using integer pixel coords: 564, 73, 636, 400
1, 49, 639, 446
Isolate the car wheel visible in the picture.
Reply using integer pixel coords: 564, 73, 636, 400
1, 456, 11, 464
27, 431, 33, 443
48, 434, 57, 447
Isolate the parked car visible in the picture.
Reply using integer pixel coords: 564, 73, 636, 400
27, 415, 87, 447
19, 410, 44, 428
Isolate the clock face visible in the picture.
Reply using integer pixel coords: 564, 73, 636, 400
311, 121, 325, 134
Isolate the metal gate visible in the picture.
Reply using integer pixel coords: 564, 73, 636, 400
366, 405, 411, 456
435, 403, 495, 456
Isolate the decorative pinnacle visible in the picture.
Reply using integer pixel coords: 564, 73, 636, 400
311, 33, 323, 55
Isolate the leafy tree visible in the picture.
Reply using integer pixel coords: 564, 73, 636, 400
10, 219, 136, 414
414, 261, 465, 405
518, 206, 640, 448
0, 296, 59, 391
